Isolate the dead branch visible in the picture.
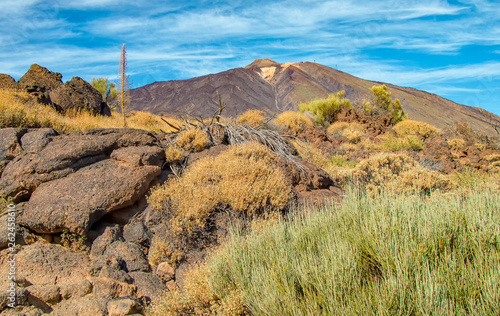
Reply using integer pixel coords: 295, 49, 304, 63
161, 116, 181, 132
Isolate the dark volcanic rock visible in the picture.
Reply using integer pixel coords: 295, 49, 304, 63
0, 128, 159, 201
128, 271, 167, 301
123, 221, 152, 248
9, 244, 91, 286
102, 241, 151, 273
0, 128, 25, 174
17, 64, 63, 103
50, 295, 108, 316
18, 159, 161, 234
49, 76, 110, 115
0, 74, 20, 90
19, 128, 58, 152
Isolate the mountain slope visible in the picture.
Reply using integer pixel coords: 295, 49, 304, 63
130, 58, 499, 135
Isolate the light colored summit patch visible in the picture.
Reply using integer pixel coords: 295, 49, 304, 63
259, 66, 277, 82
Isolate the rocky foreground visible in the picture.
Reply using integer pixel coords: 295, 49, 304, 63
0, 126, 338, 316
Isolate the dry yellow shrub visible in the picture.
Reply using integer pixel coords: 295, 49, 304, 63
175, 128, 209, 152
339, 142, 359, 151
273, 111, 313, 132
393, 120, 439, 139
475, 143, 487, 151
290, 139, 330, 168
326, 152, 455, 194
328, 122, 365, 143
165, 146, 186, 163
236, 109, 266, 126
0, 89, 180, 132
484, 153, 500, 162
447, 138, 467, 149
148, 142, 293, 234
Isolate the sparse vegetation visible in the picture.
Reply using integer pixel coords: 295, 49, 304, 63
147, 142, 293, 262
0, 89, 180, 132
175, 128, 210, 152
91, 77, 117, 110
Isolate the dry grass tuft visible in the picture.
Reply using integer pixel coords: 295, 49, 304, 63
447, 138, 467, 149
236, 109, 267, 127
394, 120, 439, 139
273, 111, 313, 132
147, 263, 248, 316
0, 88, 181, 132
148, 141, 293, 238
175, 128, 210, 152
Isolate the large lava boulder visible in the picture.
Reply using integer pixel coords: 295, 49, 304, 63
49, 76, 111, 116
17, 64, 63, 103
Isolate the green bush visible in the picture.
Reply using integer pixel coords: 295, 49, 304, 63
365, 85, 407, 124
298, 91, 352, 125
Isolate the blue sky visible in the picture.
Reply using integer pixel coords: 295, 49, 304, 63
0, 0, 499, 115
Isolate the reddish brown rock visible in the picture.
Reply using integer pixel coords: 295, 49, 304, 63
49, 76, 110, 115
0, 128, 160, 202
9, 244, 91, 286
17, 64, 63, 104
18, 159, 160, 234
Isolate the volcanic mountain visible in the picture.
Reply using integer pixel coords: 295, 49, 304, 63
130, 58, 499, 135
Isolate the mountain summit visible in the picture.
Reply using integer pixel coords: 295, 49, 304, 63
130, 59, 499, 135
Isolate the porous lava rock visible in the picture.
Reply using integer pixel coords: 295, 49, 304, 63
49, 76, 111, 115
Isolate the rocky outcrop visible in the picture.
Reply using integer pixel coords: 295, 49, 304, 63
9, 64, 111, 116
49, 76, 111, 115
0, 128, 24, 175
0, 129, 163, 235
17, 64, 63, 104
0, 128, 160, 202
19, 159, 160, 234
0, 74, 20, 90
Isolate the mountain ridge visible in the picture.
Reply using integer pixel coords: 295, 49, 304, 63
130, 59, 499, 136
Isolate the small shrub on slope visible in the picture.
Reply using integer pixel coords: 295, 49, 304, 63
175, 128, 210, 152
394, 120, 439, 139
236, 109, 266, 127
327, 121, 365, 143
366, 85, 407, 124
447, 138, 467, 149
273, 111, 313, 132
148, 141, 292, 237
328, 152, 455, 195
298, 91, 352, 125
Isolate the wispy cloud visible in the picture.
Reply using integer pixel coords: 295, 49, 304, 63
0, 0, 499, 114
